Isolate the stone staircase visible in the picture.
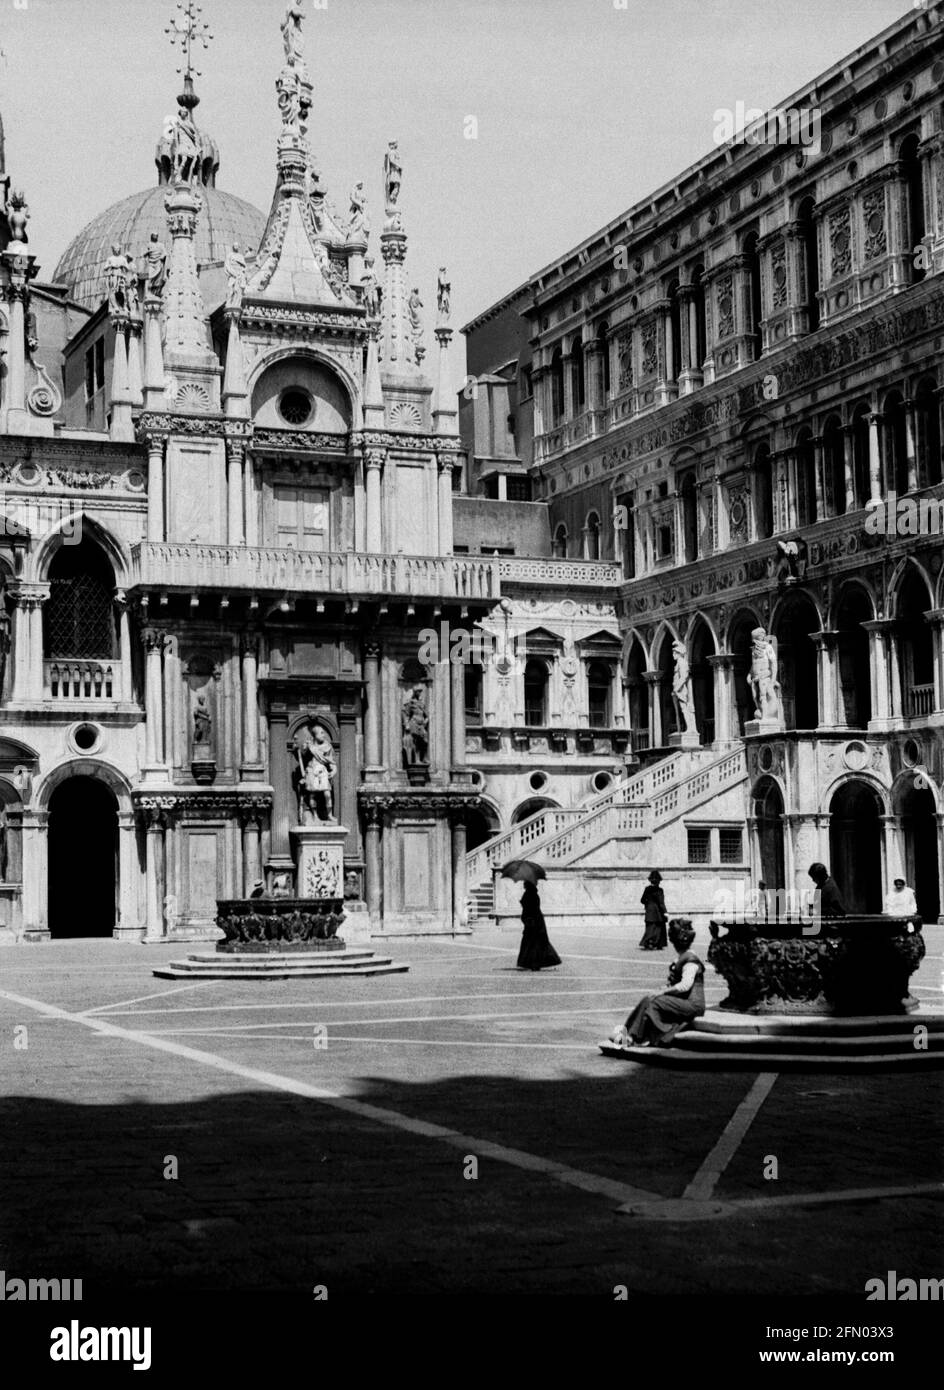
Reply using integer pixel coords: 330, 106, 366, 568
153, 947, 409, 980
468, 746, 749, 924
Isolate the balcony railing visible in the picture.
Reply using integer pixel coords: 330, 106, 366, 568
908, 683, 935, 717
45, 660, 118, 700
129, 544, 499, 601
498, 556, 622, 587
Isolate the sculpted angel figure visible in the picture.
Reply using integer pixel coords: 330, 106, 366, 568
225, 242, 248, 309
6, 189, 29, 245
281, 2, 306, 64
747, 627, 783, 722
671, 638, 697, 734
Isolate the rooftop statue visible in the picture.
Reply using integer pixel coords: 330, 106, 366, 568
384, 140, 402, 212
224, 241, 247, 309
124, 254, 141, 316
281, 3, 306, 65
6, 188, 29, 245
170, 105, 201, 184
144, 232, 168, 298
437, 266, 451, 326
361, 257, 381, 318
104, 243, 130, 315
347, 181, 369, 240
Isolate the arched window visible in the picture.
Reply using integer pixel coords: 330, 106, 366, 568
667, 279, 682, 382
743, 231, 763, 360
44, 540, 116, 659
587, 661, 613, 728
753, 443, 774, 538
464, 665, 483, 723
571, 338, 586, 412
690, 264, 708, 369
822, 417, 846, 516
797, 196, 820, 331
851, 405, 871, 508
883, 393, 909, 494
585, 512, 601, 560
680, 472, 698, 562
598, 322, 611, 398
552, 523, 568, 559
524, 659, 549, 727
795, 429, 817, 527
915, 378, 941, 486
900, 134, 927, 285
550, 347, 564, 423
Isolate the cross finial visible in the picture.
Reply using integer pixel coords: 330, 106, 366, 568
165, 2, 214, 107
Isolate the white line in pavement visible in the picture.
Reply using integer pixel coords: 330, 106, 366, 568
682, 1072, 779, 1202
730, 1181, 944, 1212
0, 986, 658, 1210
133, 1006, 622, 1034
188, 1033, 595, 1050
81, 981, 225, 1015
427, 941, 645, 965
97, 986, 634, 1018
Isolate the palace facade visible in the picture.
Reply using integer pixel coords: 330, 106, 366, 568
461, 2, 944, 929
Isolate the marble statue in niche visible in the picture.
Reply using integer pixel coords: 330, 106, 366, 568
401, 684, 430, 766
747, 628, 783, 723
295, 723, 337, 823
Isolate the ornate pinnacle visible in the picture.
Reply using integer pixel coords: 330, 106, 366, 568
165, 1, 214, 110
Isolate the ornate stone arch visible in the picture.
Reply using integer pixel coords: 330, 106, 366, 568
34, 757, 133, 814
248, 344, 361, 432
29, 513, 130, 587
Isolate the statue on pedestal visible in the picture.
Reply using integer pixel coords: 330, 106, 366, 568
144, 232, 168, 298
361, 257, 381, 318
104, 245, 129, 316
124, 255, 140, 317
192, 693, 212, 749
671, 638, 697, 735
225, 242, 248, 309
295, 724, 337, 824
384, 141, 402, 213
437, 267, 451, 326
347, 182, 369, 240
170, 105, 201, 185
401, 684, 429, 765
408, 286, 424, 339
6, 190, 29, 245
747, 627, 783, 722
281, 2, 306, 64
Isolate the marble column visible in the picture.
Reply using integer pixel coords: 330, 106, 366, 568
708, 652, 736, 743
2, 283, 28, 419
268, 704, 292, 865
115, 590, 133, 702
142, 628, 167, 769
437, 456, 454, 554
147, 439, 165, 542
645, 670, 662, 747
364, 640, 382, 773
227, 440, 245, 546
365, 450, 384, 551
144, 806, 169, 941
928, 610, 944, 712
241, 634, 261, 772
364, 806, 383, 927
243, 452, 259, 546
452, 816, 468, 932
241, 806, 264, 897
812, 631, 841, 728
903, 399, 919, 494
864, 620, 894, 726
841, 426, 856, 512
867, 412, 884, 506
812, 435, 825, 521
451, 657, 466, 768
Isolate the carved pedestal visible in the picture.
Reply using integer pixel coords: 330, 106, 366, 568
744, 718, 785, 738
668, 730, 700, 749
290, 822, 369, 945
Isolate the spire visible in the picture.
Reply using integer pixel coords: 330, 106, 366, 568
159, 176, 221, 411
243, 5, 353, 308
433, 267, 458, 437
379, 143, 426, 379
156, 3, 220, 188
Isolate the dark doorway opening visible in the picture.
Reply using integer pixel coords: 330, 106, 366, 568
828, 781, 882, 915
754, 777, 785, 891
48, 777, 117, 938
900, 783, 940, 923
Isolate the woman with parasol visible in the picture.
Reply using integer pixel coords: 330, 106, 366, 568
502, 861, 561, 971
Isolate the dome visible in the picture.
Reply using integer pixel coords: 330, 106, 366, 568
54, 183, 267, 310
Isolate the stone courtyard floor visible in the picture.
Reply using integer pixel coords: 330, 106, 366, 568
1, 921, 942, 1323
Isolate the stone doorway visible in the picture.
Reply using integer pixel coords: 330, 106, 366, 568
828, 780, 882, 914
899, 783, 940, 922
48, 777, 117, 938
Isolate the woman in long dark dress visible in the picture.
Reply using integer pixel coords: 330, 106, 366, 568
610, 919, 705, 1047
639, 870, 668, 950
517, 883, 561, 970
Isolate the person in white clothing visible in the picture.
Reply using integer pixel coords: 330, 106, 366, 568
884, 877, 918, 916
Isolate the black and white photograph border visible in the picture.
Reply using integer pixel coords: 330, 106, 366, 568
0, 0, 942, 1367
